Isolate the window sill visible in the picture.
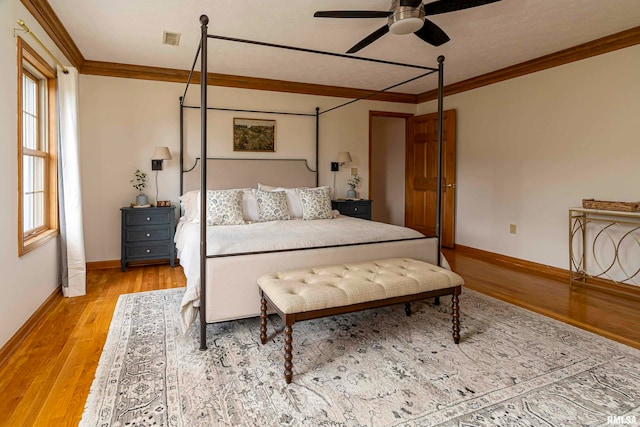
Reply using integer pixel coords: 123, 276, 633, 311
20, 229, 59, 256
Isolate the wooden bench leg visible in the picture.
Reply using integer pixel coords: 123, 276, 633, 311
284, 325, 293, 384
260, 296, 268, 345
452, 290, 460, 344
404, 302, 411, 316
434, 296, 441, 306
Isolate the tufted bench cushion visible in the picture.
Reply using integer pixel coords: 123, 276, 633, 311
258, 258, 463, 314
258, 258, 464, 384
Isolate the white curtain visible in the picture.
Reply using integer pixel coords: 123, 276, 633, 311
58, 66, 87, 297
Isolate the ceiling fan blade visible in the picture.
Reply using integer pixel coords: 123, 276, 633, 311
346, 25, 390, 53
314, 11, 392, 19
400, 0, 423, 7
423, 0, 501, 16
414, 19, 450, 46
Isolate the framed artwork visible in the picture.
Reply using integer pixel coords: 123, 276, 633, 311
233, 118, 276, 152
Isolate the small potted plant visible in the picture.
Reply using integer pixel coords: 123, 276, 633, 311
131, 169, 148, 206
346, 174, 361, 199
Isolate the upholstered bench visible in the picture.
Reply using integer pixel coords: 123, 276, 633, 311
257, 257, 464, 384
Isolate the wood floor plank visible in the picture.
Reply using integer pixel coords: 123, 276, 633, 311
443, 248, 640, 349
0, 252, 638, 425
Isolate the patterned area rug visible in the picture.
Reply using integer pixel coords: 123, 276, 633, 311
81, 288, 640, 426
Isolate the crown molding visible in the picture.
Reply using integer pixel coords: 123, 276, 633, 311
79, 60, 418, 103
21, 0, 639, 104
20, 0, 84, 68
417, 25, 640, 103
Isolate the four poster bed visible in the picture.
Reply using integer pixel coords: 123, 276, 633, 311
178, 15, 447, 349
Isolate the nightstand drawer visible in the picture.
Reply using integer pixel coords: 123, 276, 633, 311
338, 202, 370, 216
125, 227, 172, 243
125, 210, 173, 226
125, 243, 171, 259
331, 199, 373, 221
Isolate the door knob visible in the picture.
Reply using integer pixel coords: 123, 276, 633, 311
443, 183, 456, 188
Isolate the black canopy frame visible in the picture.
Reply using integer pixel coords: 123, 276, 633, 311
180, 15, 445, 349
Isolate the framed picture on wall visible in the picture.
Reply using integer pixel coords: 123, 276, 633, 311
233, 118, 276, 152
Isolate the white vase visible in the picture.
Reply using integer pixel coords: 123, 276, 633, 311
136, 193, 148, 206
346, 188, 356, 199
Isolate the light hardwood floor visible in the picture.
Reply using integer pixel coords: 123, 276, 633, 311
1, 250, 638, 426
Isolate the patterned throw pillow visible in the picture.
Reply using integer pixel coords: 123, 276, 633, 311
297, 186, 332, 220
205, 189, 245, 225
252, 189, 290, 222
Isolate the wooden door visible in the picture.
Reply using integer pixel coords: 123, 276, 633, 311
405, 109, 456, 248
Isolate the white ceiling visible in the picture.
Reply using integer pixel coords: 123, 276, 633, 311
47, 0, 640, 95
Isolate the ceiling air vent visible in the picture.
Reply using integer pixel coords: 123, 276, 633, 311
162, 31, 181, 46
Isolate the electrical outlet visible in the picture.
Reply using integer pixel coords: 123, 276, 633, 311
509, 224, 517, 234
351, 167, 358, 176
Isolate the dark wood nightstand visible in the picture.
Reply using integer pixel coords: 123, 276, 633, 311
120, 206, 176, 271
331, 199, 372, 220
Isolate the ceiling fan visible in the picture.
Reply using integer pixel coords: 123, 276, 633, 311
314, 0, 501, 54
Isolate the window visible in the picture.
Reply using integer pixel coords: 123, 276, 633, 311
17, 37, 58, 255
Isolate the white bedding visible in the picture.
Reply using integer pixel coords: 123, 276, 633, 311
175, 215, 426, 332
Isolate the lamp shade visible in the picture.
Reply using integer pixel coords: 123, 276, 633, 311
152, 146, 172, 160
336, 151, 352, 164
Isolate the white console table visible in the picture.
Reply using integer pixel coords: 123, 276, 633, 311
569, 208, 640, 286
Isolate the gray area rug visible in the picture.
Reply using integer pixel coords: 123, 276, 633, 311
81, 288, 640, 426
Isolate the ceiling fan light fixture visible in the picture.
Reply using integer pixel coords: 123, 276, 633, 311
388, 5, 425, 35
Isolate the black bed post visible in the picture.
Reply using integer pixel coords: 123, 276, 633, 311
315, 107, 320, 186
435, 55, 445, 267
199, 14, 209, 351
179, 96, 184, 196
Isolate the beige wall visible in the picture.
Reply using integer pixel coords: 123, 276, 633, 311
78, 76, 415, 262
0, 0, 66, 348
371, 116, 406, 225
417, 44, 640, 270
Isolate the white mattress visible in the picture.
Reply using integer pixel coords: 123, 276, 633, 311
175, 215, 428, 331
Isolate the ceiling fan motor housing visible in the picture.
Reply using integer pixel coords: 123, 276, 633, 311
388, 0, 425, 34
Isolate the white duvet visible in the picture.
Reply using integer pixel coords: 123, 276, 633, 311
175, 215, 425, 331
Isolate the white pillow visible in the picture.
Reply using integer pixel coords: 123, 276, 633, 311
257, 183, 278, 191
242, 189, 259, 222
205, 189, 245, 225
273, 188, 303, 218
252, 189, 290, 222
179, 190, 199, 221
297, 186, 333, 220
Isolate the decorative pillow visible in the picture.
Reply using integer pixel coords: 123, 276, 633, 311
297, 186, 332, 220
252, 189, 290, 222
205, 189, 245, 225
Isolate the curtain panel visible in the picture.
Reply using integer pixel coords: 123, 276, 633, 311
58, 67, 87, 297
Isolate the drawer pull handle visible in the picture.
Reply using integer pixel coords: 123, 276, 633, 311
354, 207, 358, 212
146, 233, 151, 237
146, 249, 151, 253
146, 217, 151, 221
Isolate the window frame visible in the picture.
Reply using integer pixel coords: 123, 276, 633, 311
17, 37, 59, 256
